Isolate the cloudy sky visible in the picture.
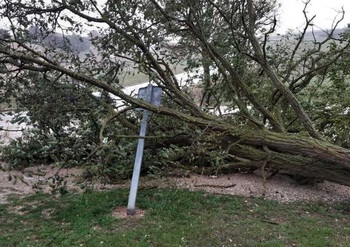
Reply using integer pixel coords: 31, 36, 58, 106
0, 0, 348, 35
277, 0, 350, 33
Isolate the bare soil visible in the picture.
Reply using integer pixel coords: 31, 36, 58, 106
176, 172, 350, 203
112, 206, 146, 219
1, 164, 350, 205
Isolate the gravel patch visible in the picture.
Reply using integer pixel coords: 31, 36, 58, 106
1, 165, 349, 204
175, 173, 350, 203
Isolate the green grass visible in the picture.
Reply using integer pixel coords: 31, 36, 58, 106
119, 63, 187, 87
0, 189, 350, 247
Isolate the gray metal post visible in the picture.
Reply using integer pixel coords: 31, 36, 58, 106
127, 85, 152, 215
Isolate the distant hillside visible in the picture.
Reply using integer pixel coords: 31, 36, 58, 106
270, 27, 349, 41
1, 26, 348, 87
0, 27, 92, 52
2, 26, 348, 52
303, 28, 348, 40
27, 26, 92, 52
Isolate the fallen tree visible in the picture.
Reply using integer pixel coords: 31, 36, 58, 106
0, 0, 350, 185
143, 127, 350, 186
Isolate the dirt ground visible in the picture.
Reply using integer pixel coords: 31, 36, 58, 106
1, 164, 350, 204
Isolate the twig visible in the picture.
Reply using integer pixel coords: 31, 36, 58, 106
194, 183, 236, 188
261, 219, 280, 225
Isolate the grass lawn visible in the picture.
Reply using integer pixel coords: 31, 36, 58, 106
0, 188, 350, 247
119, 63, 188, 87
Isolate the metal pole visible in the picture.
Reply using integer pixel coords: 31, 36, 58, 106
127, 110, 149, 215
127, 85, 152, 215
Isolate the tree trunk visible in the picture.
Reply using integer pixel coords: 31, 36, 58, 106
150, 127, 350, 186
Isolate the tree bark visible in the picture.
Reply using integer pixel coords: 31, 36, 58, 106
149, 127, 350, 186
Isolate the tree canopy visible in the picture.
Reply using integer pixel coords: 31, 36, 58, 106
1, 0, 350, 185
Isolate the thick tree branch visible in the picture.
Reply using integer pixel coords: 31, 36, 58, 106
245, 0, 322, 139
